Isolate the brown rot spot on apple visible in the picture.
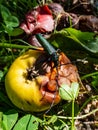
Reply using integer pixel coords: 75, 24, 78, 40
27, 52, 78, 104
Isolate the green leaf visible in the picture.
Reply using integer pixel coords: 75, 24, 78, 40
4, 26, 23, 36
2, 109, 18, 130
0, 5, 11, 20
0, 5, 19, 30
5, 16, 19, 27
71, 82, 79, 99
2, 113, 7, 130
13, 114, 39, 130
27, 115, 39, 130
49, 28, 98, 57
59, 84, 73, 101
7, 28, 24, 36
66, 28, 98, 54
66, 28, 94, 41
59, 82, 79, 101
0, 112, 3, 130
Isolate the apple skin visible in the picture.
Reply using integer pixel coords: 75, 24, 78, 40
5, 50, 60, 112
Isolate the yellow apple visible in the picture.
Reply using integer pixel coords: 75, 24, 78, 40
5, 50, 60, 112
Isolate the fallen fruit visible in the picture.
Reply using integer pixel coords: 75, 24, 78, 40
5, 49, 78, 112
20, 5, 54, 34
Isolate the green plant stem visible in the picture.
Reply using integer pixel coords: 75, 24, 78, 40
45, 107, 98, 120
72, 100, 75, 130
59, 108, 98, 120
81, 71, 98, 80
0, 43, 38, 50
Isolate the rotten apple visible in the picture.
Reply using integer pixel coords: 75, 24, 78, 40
5, 49, 78, 112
